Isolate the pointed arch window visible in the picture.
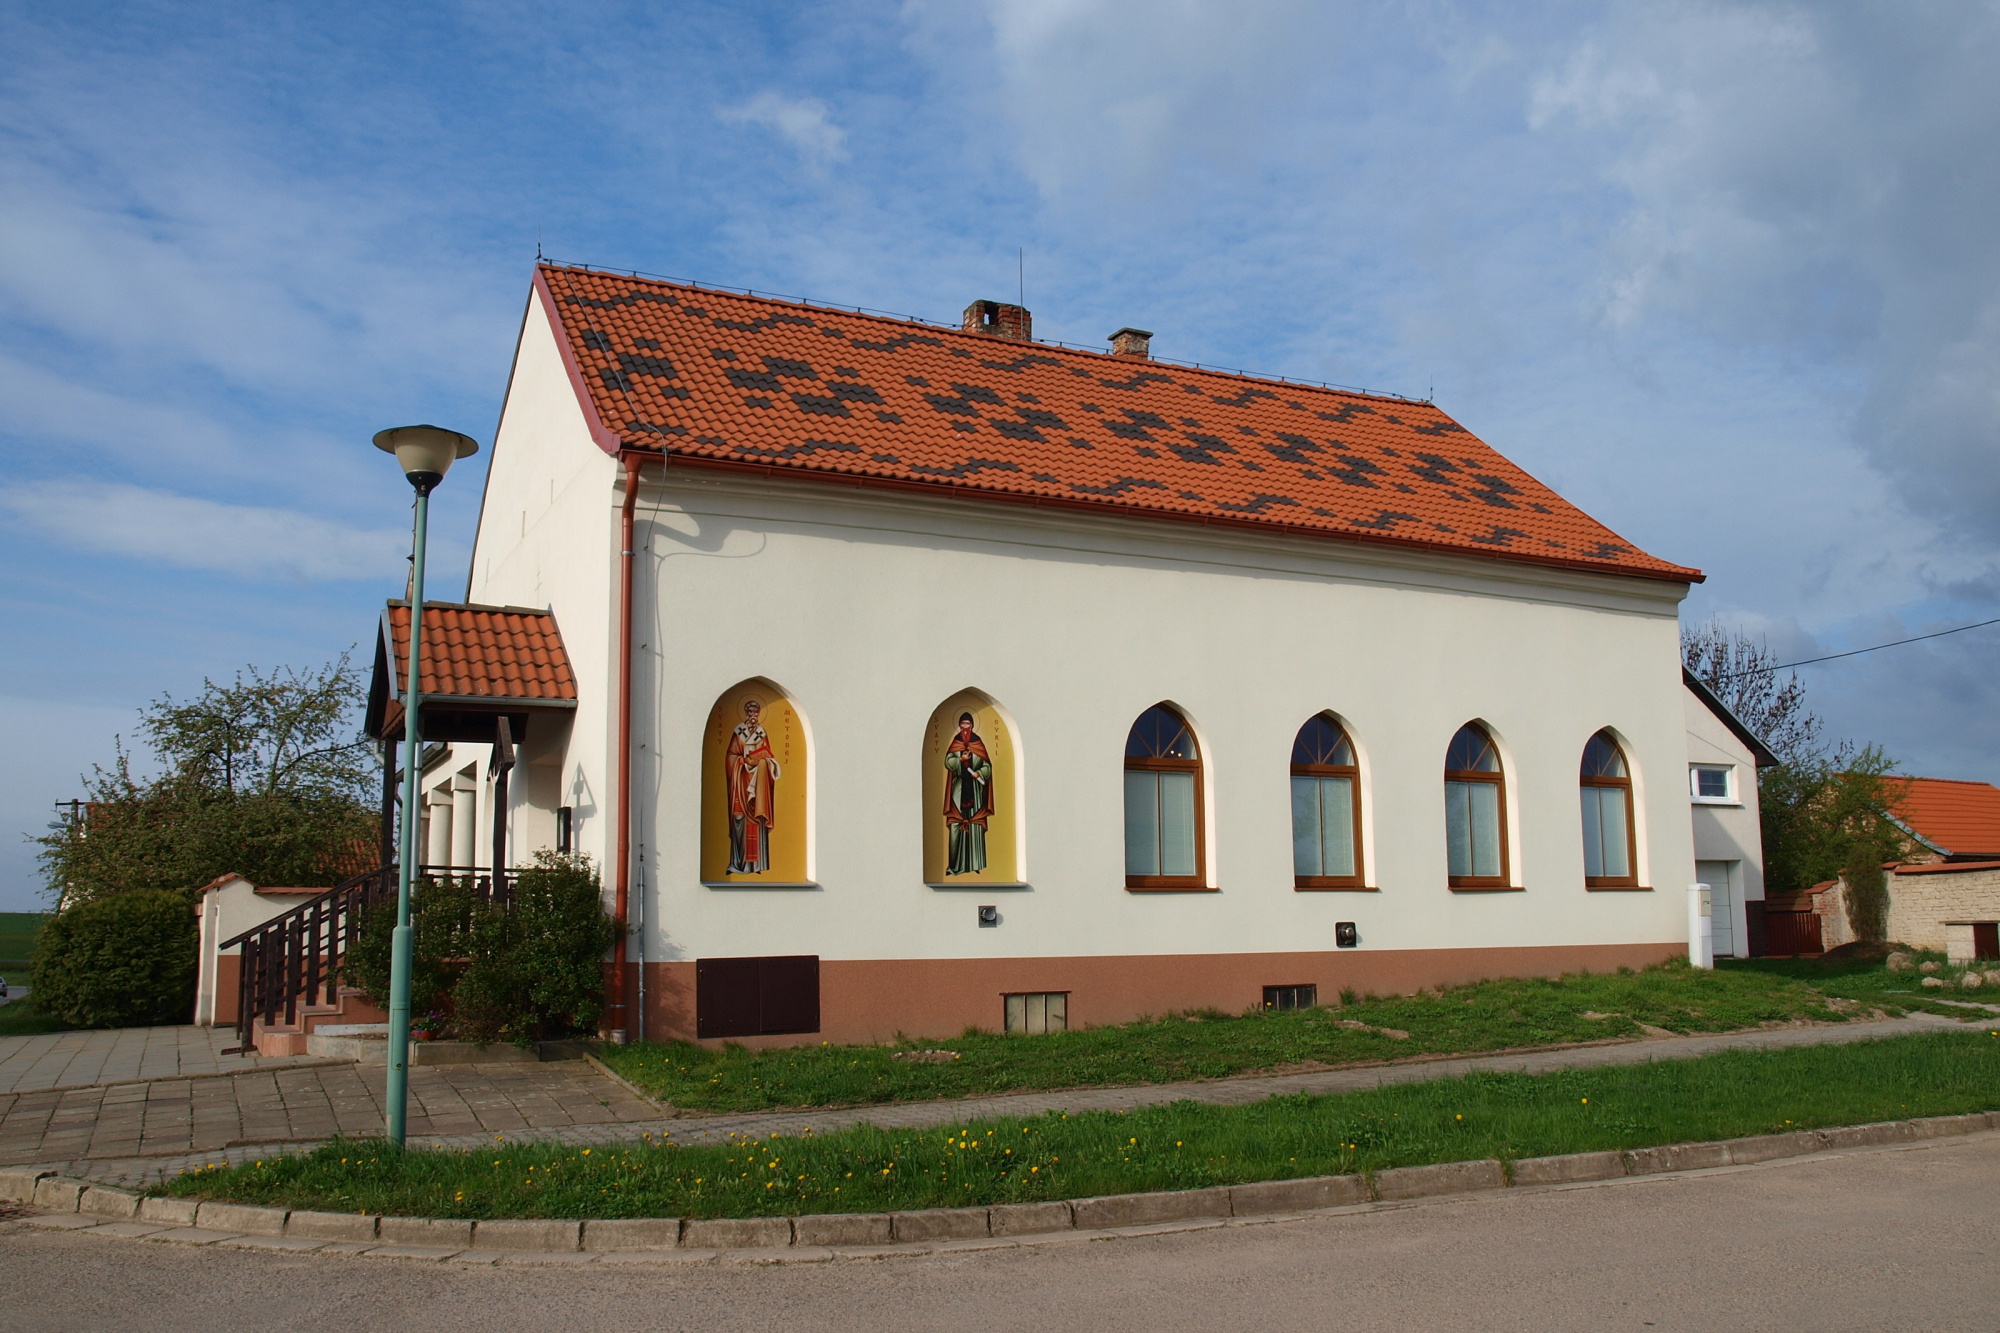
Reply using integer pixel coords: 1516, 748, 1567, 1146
1444, 723, 1508, 888
1580, 730, 1637, 887
1292, 714, 1363, 888
1124, 704, 1206, 889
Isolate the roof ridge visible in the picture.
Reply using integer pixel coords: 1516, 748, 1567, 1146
387, 598, 552, 617
537, 261, 1426, 407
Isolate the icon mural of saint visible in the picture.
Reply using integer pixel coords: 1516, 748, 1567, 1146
725, 699, 780, 873
942, 711, 994, 875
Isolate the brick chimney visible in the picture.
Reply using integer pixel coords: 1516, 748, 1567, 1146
1109, 327, 1153, 359
963, 300, 1032, 342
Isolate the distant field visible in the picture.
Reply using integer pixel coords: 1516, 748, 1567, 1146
0, 911, 49, 968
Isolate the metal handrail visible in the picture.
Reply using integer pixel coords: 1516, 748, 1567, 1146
225, 863, 506, 1050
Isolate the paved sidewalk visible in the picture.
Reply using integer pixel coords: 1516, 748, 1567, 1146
0, 1026, 341, 1095
0, 1061, 662, 1172
33, 1010, 1988, 1188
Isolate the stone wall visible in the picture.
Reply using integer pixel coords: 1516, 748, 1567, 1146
1886, 867, 2000, 953
1815, 881, 1855, 952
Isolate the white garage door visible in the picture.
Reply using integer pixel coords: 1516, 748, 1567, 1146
1698, 860, 1739, 958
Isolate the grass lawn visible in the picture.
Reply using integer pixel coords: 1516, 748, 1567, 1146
158, 1028, 2000, 1220
1723, 952, 2000, 1018
0, 911, 46, 972
597, 961, 1849, 1112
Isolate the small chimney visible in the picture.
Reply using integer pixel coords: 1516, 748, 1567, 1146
963, 299, 1032, 342
1109, 327, 1153, 360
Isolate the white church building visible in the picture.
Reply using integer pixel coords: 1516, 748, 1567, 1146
383, 263, 1713, 1047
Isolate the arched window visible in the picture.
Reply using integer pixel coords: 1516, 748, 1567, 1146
1292, 714, 1363, 888
700, 678, 810, 885
1124, 704, 1205, 889
1580, 730, 1637, 887
1444, 723, 1507, 888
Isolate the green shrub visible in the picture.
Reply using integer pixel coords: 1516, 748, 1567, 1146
1842, 849, 1888, 944
345, 875, 481, 1021
30, 890, 198, 1028
344, 853, 620, 1045
453, 853, 622, 1044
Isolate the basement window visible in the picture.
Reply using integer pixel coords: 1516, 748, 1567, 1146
1004, 992, 1068, 1035
1263, 984, 1318, 1012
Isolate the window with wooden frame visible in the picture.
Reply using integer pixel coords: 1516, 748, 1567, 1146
1580, 730, 1638, 887
1124, 703, 1206, 889
1444, 723, 1509, 888
1291, 713, 1364, 888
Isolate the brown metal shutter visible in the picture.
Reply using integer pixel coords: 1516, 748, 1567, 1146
696, 955, 820, 1038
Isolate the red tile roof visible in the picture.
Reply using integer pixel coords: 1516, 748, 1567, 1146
1891, 858, 2000, 875
534, 264, 1700, 583
1889, 777, 2000, 858
382, 602, 577, 702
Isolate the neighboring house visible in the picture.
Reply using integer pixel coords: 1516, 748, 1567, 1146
1882, 778, 2000, 960
1768, 777, 2000, 959
357, 264, 1711, 1048
1682, 671, 1776, 958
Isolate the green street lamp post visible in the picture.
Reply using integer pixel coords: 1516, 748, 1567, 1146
374, 424, 479, 1145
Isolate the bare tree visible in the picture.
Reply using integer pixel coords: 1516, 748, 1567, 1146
1681, 620, 1823, 762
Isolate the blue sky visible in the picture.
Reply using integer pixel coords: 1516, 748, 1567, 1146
4, 1, 1999, 909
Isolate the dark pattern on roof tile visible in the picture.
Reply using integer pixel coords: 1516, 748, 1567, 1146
1215, 493, 1300, 513
908, 457, 1023, 479
539, 264, 1696, 581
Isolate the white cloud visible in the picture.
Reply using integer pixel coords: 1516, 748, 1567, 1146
0, 480, 417, 583
1526, 3, 2000, 557
943, 0, 1322, 199
717, 91, 850, 171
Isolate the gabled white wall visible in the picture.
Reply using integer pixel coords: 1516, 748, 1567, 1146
462, 284, 620, 874
1685, 687, 1767, 956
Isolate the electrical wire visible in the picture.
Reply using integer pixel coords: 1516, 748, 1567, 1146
1716, 615, 2000, 679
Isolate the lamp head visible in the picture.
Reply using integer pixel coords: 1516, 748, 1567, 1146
373, 425, 479, 494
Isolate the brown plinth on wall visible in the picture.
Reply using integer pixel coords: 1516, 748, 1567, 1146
632, 941, 1684, 1048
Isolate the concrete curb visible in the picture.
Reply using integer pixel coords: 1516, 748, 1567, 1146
6, 1111, 1997, 1262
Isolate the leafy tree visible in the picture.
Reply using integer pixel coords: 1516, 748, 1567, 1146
30, 890, 198, 1028
1758, 746, 1906, 907
37, 657, 378, 906
1683, 622, 1906, 912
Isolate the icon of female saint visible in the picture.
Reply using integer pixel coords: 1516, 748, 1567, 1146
942, 711, 994, 875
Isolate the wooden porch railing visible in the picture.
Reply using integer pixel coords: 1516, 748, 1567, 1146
221, 863, 508, 1051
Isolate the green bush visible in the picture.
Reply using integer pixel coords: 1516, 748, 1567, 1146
345, 853, 620, 1045
345, 874, 481, 1022
30, 890, 198, 1028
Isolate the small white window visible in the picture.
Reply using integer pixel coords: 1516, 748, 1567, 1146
1690, 764, 1735, 803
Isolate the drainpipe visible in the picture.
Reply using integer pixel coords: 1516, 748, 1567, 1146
611, 450, 646, 1041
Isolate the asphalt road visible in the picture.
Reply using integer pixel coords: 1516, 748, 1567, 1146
2, 1134, 1995, 1333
